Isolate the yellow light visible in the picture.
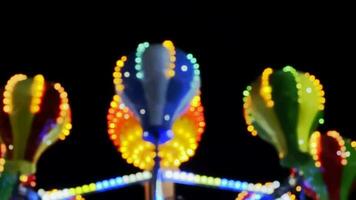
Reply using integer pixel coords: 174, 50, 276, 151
352, 141, 356, 148
260, 68, 274, 108
236, 191, 249, 200
296, 185, 302, 192
30, 75, 45, 113
3, 74, 28, 114
247, 125, 254, 132
116, 60, 124, 67
19, 175, 28, 182
162, 40, 176, 78
113, 55, 127, 92
0, 158, 5, 165
309, 131, 322, 167
110, 101, 118, 108
107, 92, 204, 170
53, 82, 72, 140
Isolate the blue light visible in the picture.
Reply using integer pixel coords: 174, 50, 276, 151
241, 182, 248, 190
102, 180, 110, 188
96, 182, 103, 190
228, 180, 235, 188
234, 181, 241, 190
109, 179, 116, 186
115, 177, 123, 184
221, 179, 228, 187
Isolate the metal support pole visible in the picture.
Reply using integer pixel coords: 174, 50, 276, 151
150, 140, 162, 200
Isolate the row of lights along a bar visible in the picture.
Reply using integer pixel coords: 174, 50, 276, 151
39, 170, 280, 200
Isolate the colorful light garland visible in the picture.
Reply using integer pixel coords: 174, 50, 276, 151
30, 75, 45, 113
135, 42, 150, 79
260, 68, 274, 108
162, 170, 280, 194
0, 143, 6, 173
54, 83, 72, 141
162, 40, 176, 78
3, 74, 28, 113
113, 55, 128, 92
39, 170, 280, 199
38, 171, 152, 200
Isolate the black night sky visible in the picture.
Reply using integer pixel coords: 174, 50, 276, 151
0, 4, 355, 199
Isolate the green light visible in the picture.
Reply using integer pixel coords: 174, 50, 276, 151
282, 65, 296, 73
194, 70, 200, 75
135, 57, 142, 63
191, 58, 197, 64
243, 90, 250, 97
193, 64, 199, 69
318, 118, 325, 124
136, 72, 144, 79
187, 54, 193, 59
246, 85, 252, 91
135, 64, 142, 70
143, 42, 149, 47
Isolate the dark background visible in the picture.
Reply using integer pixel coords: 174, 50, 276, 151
0, 4, 355, 199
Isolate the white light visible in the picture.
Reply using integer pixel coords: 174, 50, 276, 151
181, 65, 188, 72
165, 170, 173, 178
173, 171, 180, 179
187, 173, 195, 181
140, 109, 146, 115
337, 150, 341, 156
143, 171, 152, 179
298, 140, 304, 145
167, 130, 173, 137
143, 131, 149, 137
124, 72, 130, 78
306, 87, 312, 93
119, 104, 125, 109
180, 172, 188, 180
122, 175, 129, 183
129, 174, 136, 182
136, 172, 143, 180
8, 144, 13, 150
164, 114, 170, 121
38, 189, 45, 195
273, 181, 280, 188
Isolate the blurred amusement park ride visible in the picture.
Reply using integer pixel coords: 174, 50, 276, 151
0, 40, 355, 200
